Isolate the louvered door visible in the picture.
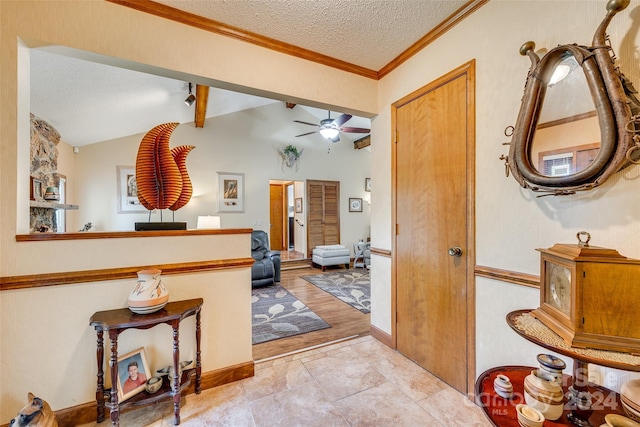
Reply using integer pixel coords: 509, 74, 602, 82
306, 180, 340, 257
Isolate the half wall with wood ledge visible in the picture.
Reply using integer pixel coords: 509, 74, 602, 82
0, 229, 254, 425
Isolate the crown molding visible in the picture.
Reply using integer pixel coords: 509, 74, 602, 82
106, 0, 487, 81
106, 0, 378, 79
378, 0, 489, 79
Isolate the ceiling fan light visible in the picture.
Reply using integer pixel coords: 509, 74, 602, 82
320, 128, 339, 139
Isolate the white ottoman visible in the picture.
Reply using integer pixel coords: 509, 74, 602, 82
312, 245, 350, 271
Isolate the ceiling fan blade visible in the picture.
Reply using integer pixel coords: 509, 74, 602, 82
294, 120, 319, 127
333, 114, 352, 126
295, 131, 317, 137
339, 127, 370, 133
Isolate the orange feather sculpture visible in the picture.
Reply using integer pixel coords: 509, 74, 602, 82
169, 144, 195, 211
135, 123, 195, 211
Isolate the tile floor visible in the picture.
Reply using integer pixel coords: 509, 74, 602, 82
80, 336, 492, 426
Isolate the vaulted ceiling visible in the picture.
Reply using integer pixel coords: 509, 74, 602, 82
30, 0, 485, 146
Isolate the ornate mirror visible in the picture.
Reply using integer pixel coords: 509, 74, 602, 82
502, 0, 640, 195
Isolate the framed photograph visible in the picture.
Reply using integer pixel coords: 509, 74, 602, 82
295, 197, 303, 213
117, 347, 150, 402
218, 172, 244, 213
349, 197, 363, 212
117, 166, 147, 213
365, 177, 371, 192
31, 177, 44, 201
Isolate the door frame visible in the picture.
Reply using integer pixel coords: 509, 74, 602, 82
390, 59, 476, 395
269, 180, 294, 251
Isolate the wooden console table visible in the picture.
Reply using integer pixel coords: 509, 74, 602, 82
475, 309, 640, 426
90, 298, 203, 426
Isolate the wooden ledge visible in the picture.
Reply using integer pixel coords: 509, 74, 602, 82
16, 228, 253, 242
0, 257, 254, 291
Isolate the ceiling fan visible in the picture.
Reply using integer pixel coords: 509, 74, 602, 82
294, 111, 370, 142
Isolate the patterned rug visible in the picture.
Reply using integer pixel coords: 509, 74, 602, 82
251, 285, 330, 345
301, 269, 371, 314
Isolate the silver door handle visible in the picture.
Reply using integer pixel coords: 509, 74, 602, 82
448, 247, 462, 257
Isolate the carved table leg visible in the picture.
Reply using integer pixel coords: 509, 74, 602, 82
195, 308, 202, 394
172, 321, 181, 425
567, 359, 593, 426
96, 329, 105, 423
109, 331, 120, 427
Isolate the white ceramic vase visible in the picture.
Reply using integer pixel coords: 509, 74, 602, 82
127, 269, 169, 314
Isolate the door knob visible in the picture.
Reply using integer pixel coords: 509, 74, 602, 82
448, 247, 463, 257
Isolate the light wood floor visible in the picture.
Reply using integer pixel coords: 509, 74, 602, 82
252, 265, 371, 361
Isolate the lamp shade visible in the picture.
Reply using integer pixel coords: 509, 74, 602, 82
197, 215, 221, 229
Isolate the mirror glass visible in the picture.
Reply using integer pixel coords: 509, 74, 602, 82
530, 54, 600, 178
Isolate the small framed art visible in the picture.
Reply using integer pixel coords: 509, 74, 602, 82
117, 166, 147, 213
295, 197, 303, 213
349, 198, 363, 212
31, 177, 44, 201
365, 178, 371, 192
117, 347, 150, 402
218, 172, 244, 213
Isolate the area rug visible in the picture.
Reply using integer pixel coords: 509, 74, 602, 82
301, 269, 371, 314
252, 285, 330, 345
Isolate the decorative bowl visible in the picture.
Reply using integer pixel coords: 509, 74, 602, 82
622, 380, 640, 406
44, 186, 60, 200
516, 403, 545, 427
622, 379, 640, 422
145, 376, 163, 394
604, 414, 640, 427
622, 399, 640, 423
623, 395, 640, 413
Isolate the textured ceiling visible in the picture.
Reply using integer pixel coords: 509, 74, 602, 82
30, 0, 469, 146
156, 0, 467, 71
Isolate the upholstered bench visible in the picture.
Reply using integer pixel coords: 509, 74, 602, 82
312, 245, 350, 271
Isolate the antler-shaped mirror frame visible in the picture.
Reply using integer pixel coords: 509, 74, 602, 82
503, 0, 640, 195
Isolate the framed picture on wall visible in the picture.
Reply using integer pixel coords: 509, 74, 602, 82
295, 197, 303, 213
349, 198, 363, 212
30, 177, 44, 201
117, 166, 147, 213
365, 178, 371, 192
218, 172, 244, 213
117, 347, 150, 402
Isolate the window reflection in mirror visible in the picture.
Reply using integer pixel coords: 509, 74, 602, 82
530, 54, 600, 177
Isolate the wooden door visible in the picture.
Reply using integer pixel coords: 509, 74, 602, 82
393, 61, 475, 394
269, 183, 286, 250
306, 180, 340, 257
